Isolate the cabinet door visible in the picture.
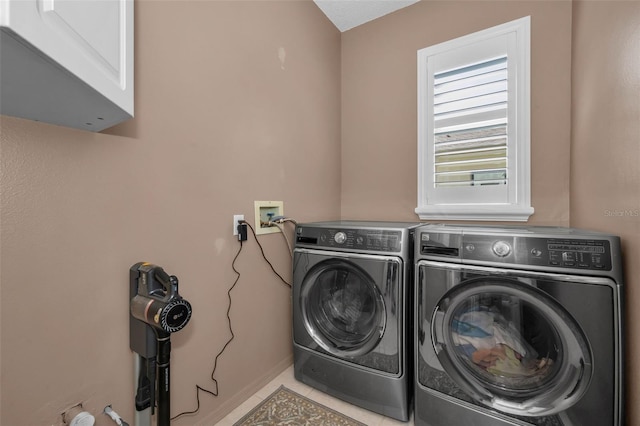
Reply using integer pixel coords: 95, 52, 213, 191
0, 0, 133, 130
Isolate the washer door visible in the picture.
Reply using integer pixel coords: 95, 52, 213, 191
300, 258, 386, 358
432, 277, 593, 417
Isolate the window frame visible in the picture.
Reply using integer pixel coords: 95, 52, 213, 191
416, 16, 534, 221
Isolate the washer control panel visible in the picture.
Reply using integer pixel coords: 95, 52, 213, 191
420, 230, 613, 271
463, 235, 612, 270
544, 239, 611, 269
297, 227, 402, 252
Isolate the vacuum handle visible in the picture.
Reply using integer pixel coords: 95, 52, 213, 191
153, 268, 177, 296
154, 268, 170, 287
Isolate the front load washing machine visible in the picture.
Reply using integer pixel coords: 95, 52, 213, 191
414, 224, 624, 426
293, 221, 419, 421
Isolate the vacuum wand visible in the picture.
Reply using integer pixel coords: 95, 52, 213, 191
130, 263, 192, 426
155, 332, 171, 426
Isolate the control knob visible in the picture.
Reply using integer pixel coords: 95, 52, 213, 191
492, 241, 511, 257
334, 232, 347, 244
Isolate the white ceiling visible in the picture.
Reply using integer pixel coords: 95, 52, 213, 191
314, 0, 420, 32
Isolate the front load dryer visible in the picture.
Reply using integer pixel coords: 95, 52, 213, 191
293, 221, 419, 421
414, 224, 624, 426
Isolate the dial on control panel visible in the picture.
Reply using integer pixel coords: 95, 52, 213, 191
334, 232, 347, 244
492, 240, 512, 257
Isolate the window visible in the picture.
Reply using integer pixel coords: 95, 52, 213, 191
416, 17, 534, 221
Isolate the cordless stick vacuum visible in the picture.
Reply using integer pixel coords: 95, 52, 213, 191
130, 263, 192, 426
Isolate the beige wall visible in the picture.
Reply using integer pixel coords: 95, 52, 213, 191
341, 0, 573, 225
571, 1, 640, 424
0, 1, 341, 425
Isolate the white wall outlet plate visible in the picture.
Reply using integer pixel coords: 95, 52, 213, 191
233, 214, 244, 236
254, 201, 284, 235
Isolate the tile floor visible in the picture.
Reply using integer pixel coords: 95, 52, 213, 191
215, 365, 414, 426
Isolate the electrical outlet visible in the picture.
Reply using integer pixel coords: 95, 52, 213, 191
233, 214, 244, 236
254, 201, 284, 235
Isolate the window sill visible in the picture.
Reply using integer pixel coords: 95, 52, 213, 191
415, 204, 534, 222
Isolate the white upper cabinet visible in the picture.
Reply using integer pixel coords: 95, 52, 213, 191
0, 0, 134, 132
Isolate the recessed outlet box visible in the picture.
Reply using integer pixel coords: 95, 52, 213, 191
254, 201, 284, 235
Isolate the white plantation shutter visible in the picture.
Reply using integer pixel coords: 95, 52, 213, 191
434, 57, 508, 188
416, 17, 533, 221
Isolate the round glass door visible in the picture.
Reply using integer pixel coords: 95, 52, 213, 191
432, 277, 593, 416
301, 259, 386, 358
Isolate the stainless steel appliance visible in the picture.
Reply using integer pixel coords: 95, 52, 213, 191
414, 224, 624, 426
293, 221, 419, 421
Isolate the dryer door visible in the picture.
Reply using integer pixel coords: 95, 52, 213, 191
431, 274, 593, 417
301, 257, 385, 356
293, 249, 404, 374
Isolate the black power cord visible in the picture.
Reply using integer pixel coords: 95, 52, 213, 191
171, 220, 291, 421
242, 220, 291, 288
171, 240, 243, 421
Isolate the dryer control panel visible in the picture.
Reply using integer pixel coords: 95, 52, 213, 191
297, 227, 403, 252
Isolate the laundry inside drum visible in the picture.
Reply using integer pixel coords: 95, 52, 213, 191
450, 293, 561, 394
